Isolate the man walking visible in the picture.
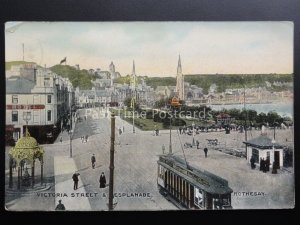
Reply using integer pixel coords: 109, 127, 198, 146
91, 154, 96, 169
196, 140, 200, 149
72, 172, 80, 190
204, 147, 208, 158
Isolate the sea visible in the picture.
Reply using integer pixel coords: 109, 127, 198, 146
207, 102, 293, 118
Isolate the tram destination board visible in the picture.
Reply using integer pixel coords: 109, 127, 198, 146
4, 20, 295, 211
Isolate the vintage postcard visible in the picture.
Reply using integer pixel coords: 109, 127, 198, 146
4, 22, 294, 211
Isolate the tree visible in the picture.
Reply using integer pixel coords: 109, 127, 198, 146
123, 97, 140, 111
266, 111, 282, 125
154, 97, 170, 108
256, 112, 267, 124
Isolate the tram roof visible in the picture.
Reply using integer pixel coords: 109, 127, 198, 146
158, 154, 233, 195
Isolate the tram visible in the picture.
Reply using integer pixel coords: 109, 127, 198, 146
157, 154, 233, 209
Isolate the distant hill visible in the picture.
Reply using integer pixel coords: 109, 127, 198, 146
186, 74, 293, 93
143, 74, 293, 94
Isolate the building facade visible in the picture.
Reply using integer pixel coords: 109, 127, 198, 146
6, 65, 74, 144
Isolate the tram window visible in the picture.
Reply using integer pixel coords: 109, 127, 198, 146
213, 195, 231, 209
158, 165, 165, 179
222, 195, 231, 206
194, 187, 203, 208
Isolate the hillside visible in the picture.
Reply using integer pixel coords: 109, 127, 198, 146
50, 65, 97, 89
143, 74, 293, 93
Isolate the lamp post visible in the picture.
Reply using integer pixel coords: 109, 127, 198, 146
23, 111, 31, 133
192, 121, 195, 146
23, 110, 33, 188
271, 138, 277, 174
273, 120, 278, 140
169, 110, 172, 154
132, 97, 135, 133
242, 75, 248, 160
69, 130, 73, 158
108, 113, 116, 210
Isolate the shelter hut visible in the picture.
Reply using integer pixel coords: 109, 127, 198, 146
8, 128, 44, 190
243, 135, 283, 170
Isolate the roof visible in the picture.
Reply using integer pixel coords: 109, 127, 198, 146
9, 129, 44, 162
243, 135, 283, 149
158, 155, 233, 195
6, 77, 35, 94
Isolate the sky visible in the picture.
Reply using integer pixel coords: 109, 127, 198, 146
5, 22, 293, 77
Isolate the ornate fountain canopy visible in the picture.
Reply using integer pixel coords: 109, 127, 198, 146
9, 128, 44, 164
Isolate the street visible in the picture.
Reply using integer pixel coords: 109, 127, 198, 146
5, 107, 294, 210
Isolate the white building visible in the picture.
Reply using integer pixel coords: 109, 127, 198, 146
244, 135, 284, 169
6, 65, 74, 144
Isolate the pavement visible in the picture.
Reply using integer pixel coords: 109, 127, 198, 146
54, 156, 92, 211
5, 107, 294, 210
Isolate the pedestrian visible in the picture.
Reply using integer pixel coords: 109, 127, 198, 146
250, 156, 256, 169
196, 140, 200, 149
12, 159, 17, 172
265, 158, 270, 172
60, 136, 63, 143
119, 127, 122, 135
99, 172, 107, 188
162, 144, 165, 154
91, 154, 96, 169
86, 135, 88, 142
204, 147, 208, 158
259, 158, 264, 171
23, 167, 30, 187
272, 161, 278, 174
55, 200, 66, 211
262, 158, 267, 173
72, 172, 80, 190
179, 127, 182, 134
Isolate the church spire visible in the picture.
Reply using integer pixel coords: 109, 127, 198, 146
132, 60, 136, 75
176, 54, 184, 100
131, 60, 136, 89
177, 54, 182, 74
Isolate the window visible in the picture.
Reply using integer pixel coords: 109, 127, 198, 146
12, 95, 18, 104
33, 111, 39, 124
194, 187, 203, 208
44, 78, 50, 87
12, 111, 18, 122
47, 95, 52, 103
47, 110, 52, 121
